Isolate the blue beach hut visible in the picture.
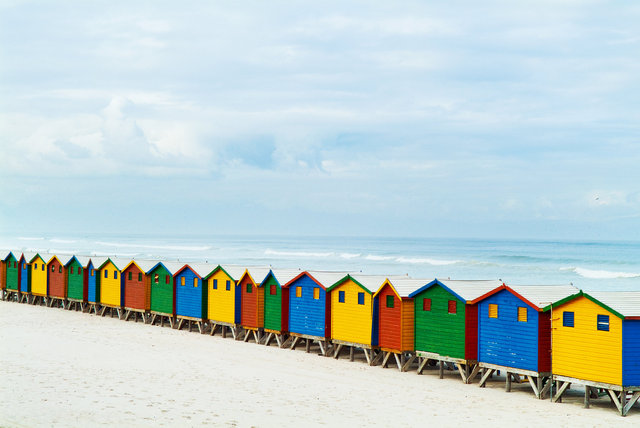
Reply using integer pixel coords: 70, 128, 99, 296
470, 284, 578, 398
174, 263, 214, 333
83, 256, 106, 314
282, 270, 348, 356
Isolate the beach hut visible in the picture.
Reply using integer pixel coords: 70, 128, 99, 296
96, 258, 127, 318
470, 284, 578, 398
205, 265, 246, 339
147, 261, 184, 328
174, 263, 214, 333
2, 252, 19, 301
121, 259, 159, 323
407, 279, 503, 381
46, 255, 67, 308
18, 252, 35, 302
64, 256, 86, 311
372, 278, 431, 371
237, 266, 272, 343
259, 268, 302, 347
85, 257, 106, 314
29, 253, 48, 305
327, 274, 395, 365
550, 291, 640, 415
283, 271, 348, 356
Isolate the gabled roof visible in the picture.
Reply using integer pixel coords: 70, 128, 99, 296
45, 254, 64, 265
240, 266, 273, 285
553, 290, 640, 320
375, 278, 433, 299
205, 264, 248, 281
83, 256, 107, 268
19, 251, 37, 262
64, 255, 82, 267
470, 284, 579, 312
2, 251, 18, 262
176, 262, 216, 278
327, 274, 394, 294
147, 261, 187, 275
122, 259, 162, 274
283, 270, 351, 290
408, 279, 504, 302
95, 257, 130, 271
28, 252, 47, 263
259, 268, 304, 287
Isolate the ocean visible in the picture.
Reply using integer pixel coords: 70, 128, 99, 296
2, 234, 639, 291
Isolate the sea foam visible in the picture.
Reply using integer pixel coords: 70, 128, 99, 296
568, 267, 640, 279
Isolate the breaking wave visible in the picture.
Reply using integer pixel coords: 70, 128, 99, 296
564, 267, 640, 279
264, 249, 334, 258
96, 241, 211, 251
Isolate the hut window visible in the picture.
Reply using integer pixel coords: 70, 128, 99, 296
59, 266, 62, 273
296, 286, 302, 298
597, 315, 609, 331
165, 275, 170, 284
114, 271, 118, 279
226, 280, 231, 291
386, 295, 394, 308
270, 284, 276, 295
357, 292, 364, 305
138, 273, 142, 282
128, 272, 132, 280
154, 274, 159, 284
246, 283, 252, 293
78, 268, 82, 275
70, 266, 74, 274
194, 278, 198, 288
14, 262, 16, 268
104, 270, 108, 278
34, 263, 37, 270
181, 277, 186, 286
448, 300, 457, 314
313, 287, 320, 300
213, 279, 218, 289
51, 265, 55, 272
517, 307, 527, 322
91, 269, 94, 276
563, 311, 574, 327
488, 304, 498, 318
423, 298, 431, 311
42, 264, 45, 271
339, 290, 345, 303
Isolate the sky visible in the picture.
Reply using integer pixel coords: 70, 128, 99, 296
1, 1, 639, 240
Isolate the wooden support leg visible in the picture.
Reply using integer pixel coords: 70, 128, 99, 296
623, 391, 640, 416
382, 352, 392, 368
364, 349, 372, 365
478, 369, 494, 388
439, 361, 444, 379
264, 332, 273, 346
333, 344, 343, 359
456, 364, 468, 383
371, 350, 384, 366
417, 358, 429, 375
290, 336, 300, 351
275, 334, 283, 348
317, 340, 325, 356
506, 372, 512, 392
467, 364, 481, 384
402, 354, 416, 372
606, 389, 623, 415
584, 385, 591, 409
553, 381, 571, 403
393, 353, 402, 371
527, 376, 540, 398
349, 346, 354, 362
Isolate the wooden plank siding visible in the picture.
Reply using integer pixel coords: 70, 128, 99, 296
30, 255, 47, 297
4, 255, 19, 291
552, 296, 623, 385
65, 258, 85, 301
263, 275, 283, 332
175, 266, 206, 319
623, 320, 640, 386
239, 274, 264, 329
99, 261, 123, 307
285, 274, 329, 338
47, 257, 66, 299
377, 284, 402, 351
414, 285, 466, 359
19, 257, 30, 293
206, 269, 237, 325
148, 264, 174, 316
0, 259, 5, 290
122, 263, 150, 311
464, 304, 478, 360
330, 279, 375, 346
87, 261, 99, 304
477, 289, 540, 372
401, 299, 415, 351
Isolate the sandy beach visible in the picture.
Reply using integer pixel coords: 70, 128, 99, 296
0, 300, 637, 427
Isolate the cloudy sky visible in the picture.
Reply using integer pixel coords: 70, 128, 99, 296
1, 1, 639, 240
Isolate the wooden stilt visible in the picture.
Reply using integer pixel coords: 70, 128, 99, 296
305, 339, 311, 353
439, 361, 444, 379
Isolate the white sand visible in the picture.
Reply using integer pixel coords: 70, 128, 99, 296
0, 300, 637, 427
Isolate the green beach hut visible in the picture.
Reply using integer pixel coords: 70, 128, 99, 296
2, 251, 19, 301
65, 256, 87, 310
260, 268, 302, 347
148, 261, 184, 328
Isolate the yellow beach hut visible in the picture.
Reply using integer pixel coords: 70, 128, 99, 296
97, 258, 128, 319
205, 265, 246, 339
29, 253, 49, 305
550, 291, 640, 415
327, 274, 404, 365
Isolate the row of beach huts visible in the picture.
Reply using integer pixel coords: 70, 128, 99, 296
1, 250, 639, 416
